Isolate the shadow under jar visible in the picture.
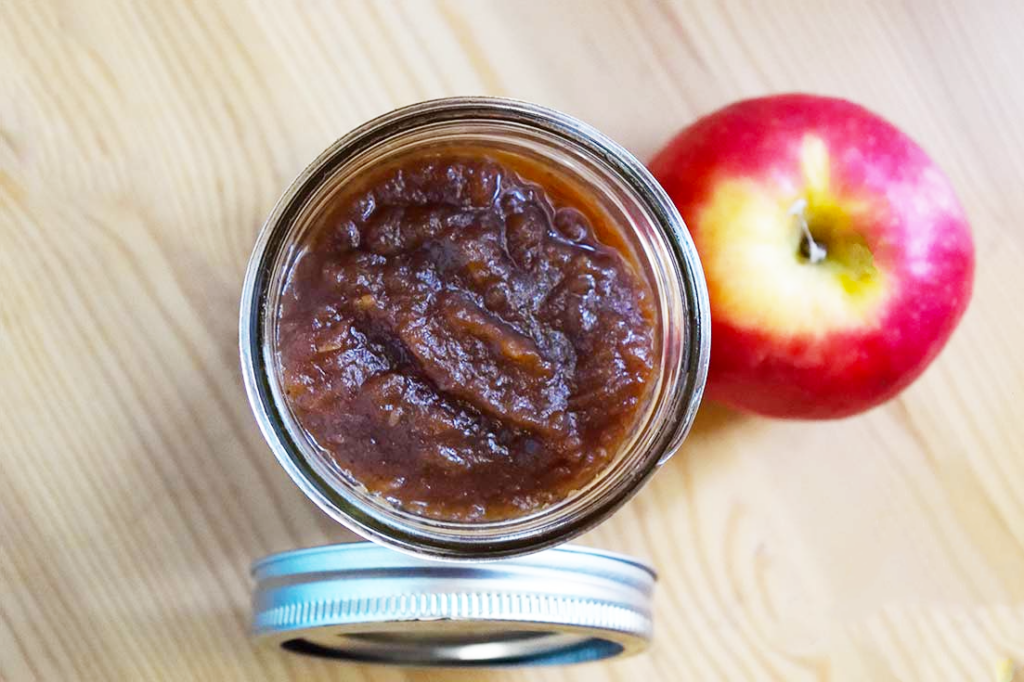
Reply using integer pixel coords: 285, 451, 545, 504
240, 98, 709, 560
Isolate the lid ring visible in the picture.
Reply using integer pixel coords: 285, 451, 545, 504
252, 542, 656, 667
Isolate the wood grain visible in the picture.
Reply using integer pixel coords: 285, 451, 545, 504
2, 0, 1023, 680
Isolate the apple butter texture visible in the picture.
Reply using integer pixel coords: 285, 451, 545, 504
277, 152, 656, 521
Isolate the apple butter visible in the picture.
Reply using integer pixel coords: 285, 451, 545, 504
276, 148, 657, 521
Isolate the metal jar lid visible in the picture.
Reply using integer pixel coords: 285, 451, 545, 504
251, 542, 656, 667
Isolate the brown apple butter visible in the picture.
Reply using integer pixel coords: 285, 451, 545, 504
276, 148, 657, 521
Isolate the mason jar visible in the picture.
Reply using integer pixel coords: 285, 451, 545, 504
240, 97, 710, 561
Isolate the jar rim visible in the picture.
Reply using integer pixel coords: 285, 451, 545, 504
239, 97, 709, 560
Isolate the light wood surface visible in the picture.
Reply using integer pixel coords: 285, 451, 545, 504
2, 1, 1023, 680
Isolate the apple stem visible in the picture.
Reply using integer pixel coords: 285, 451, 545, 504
790, 198, 827, 264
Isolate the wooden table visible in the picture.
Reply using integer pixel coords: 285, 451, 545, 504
3, 1, 1023, 680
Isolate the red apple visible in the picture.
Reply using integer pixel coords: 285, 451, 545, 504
650, 94, 974, 419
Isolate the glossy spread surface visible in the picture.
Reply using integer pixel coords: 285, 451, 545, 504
277, 148, 657, 521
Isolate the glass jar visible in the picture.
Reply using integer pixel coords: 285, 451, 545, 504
240, 97, 709, 560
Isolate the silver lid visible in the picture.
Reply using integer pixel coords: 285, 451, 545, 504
252, 542, 656, 667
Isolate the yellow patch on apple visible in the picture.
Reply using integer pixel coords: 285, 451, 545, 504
696, 135, 890, 337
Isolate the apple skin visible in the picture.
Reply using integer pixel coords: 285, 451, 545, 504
649, 94, 974, 419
